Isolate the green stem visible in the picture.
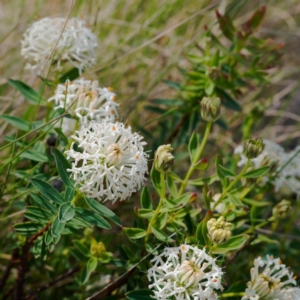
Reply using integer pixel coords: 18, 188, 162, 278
221, 292, 245, 298
213, 159, 251, 210
178, 122, 212, 196
145, 172, 166, 242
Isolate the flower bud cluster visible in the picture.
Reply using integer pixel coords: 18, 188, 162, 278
272, 200, 291, 219
154, 144, 174, 173
200, 96, 221, 122
207, 216, 231, 245
243, 138, 265, 159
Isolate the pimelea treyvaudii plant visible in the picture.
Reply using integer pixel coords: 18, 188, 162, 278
242, 256, 297, 300
147, 244, 223, 300
65, 121, 148, 202
1, 5, 300, 300
21, 17, 98, 75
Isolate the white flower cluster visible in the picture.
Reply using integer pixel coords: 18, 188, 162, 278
147, 244, 223, 300
21, 17, 98, 74
242, 256, 297, 300
235, 140, 300, 196
65, 121, 148, 203
48, 78, 118, 126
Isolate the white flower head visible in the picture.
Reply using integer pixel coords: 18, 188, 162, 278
147, 244, 224, 300
21, 17, 98, 74
242, 255, 297, 300
280, 287, 300, 300
48, 78, 118, 125
65, 121, 148, 203
234, 140, 300, 196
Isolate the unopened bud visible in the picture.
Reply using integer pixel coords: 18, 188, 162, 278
243, 137, 264, 159
154, 144, 174, 173
90, 241, 106, 257
272, 200, 291, 219
200, 96, 221, 122
207, 216, 231, 244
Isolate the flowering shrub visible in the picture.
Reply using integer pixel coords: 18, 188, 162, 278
0, 4, 299, 300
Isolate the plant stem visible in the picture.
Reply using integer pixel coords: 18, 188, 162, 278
213, 159, 251, 210
145, 172, 166, 242
221, 292, 245, 298
178, 121, 212, 196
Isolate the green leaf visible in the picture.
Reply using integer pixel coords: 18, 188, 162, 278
216, 155, 228, 188
31, 178, 64, 205
80, 265, 90, 285
51, 217, 65, 237
126, 290, 154, 300
204, 80, 215, 96
216, 11, 236, 41
218, 165, 236, 178
73, 240, 90, 257
8, 79, 45, 104
211, 234, 249, 254
30, 193, 57, 213
58, 203, 76, 223
216, 88, 241, 111
167, 174, 178, 198
243, 198, 271, 207
151, 227, 171, 242
138, 209, 155, 219
24, 206, 53, 223
163, 80, 181, 90
174, 192, 195, 206
227, 193, 244, 207
44, 230, 53, 245
58, 67, 80, 83
14, 222, 43, 237
0, 115, 30, 131
196, 210, 213, 246
151, 98, 182, 106
65, 187, 75, 203
150, 165, 162, 196
243, 166, 270, 178
188, 174, 218, 186
243, 6, 266, 33
123, 228, 146, 239
20, 150, 49, 162
188, 132, 199, 163
87, 257, 98, 274
76, 208, 111, 229
84, 197, 121, 227
52, 148, 74, 188
140, 187, 152, 209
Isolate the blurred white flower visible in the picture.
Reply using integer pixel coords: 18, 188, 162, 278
147, 244, 223, 300
48, 78, 118, 125
281, 287, 300, 300
65, 121, 148, 202
242, 256, 297, 300
21, 17, 98, 74
235, 140, 300, 196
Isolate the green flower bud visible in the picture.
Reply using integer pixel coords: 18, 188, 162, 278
207, 216, 231, 245
90, 241, 106, 257
272, 200, 291, 219
243, 137, 265, 159
200, 96, 221, 122
154, 144, 174, 173
193, 158, 208, 170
